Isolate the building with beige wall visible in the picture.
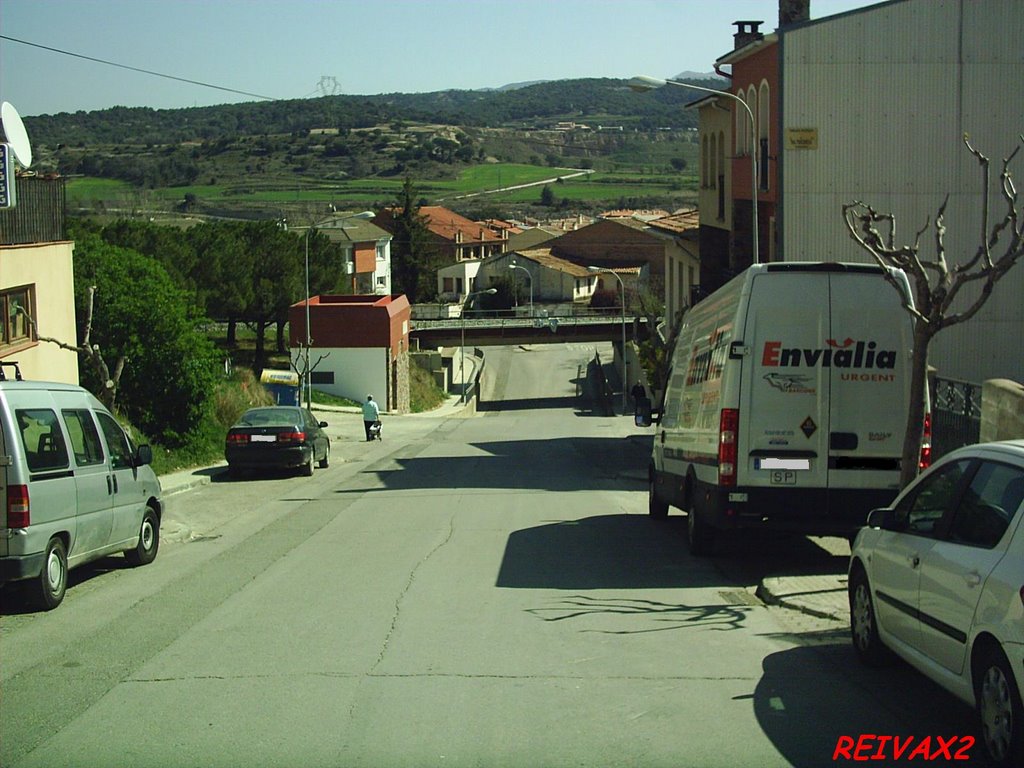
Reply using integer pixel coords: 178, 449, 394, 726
1, 177, 79, 385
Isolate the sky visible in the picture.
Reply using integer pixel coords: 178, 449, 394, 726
1, 0, 880, 118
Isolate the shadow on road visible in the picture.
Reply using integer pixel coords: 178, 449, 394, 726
336, 435, 653, 494
751, 644, 988, 767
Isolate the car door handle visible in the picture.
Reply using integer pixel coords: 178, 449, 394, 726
965, 571, 982, 588
909, 553, 920, 568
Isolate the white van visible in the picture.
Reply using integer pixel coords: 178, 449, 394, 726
648, 263, 930, 554
0, 365, 163, 609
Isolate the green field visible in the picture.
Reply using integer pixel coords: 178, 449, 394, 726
66, 162, 697, 216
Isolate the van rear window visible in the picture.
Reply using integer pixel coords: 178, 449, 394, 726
16, 408, 71, 472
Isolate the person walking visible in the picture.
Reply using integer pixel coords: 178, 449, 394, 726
362, 395, 380, 442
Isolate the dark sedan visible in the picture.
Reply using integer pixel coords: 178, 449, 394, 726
225, 406, 330, 478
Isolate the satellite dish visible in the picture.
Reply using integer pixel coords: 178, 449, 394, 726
1, 102, 33, 169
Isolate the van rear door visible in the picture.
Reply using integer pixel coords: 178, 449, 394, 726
741, 269, 832, 493
826, 270, 910, 490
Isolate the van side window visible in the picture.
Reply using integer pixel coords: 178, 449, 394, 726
96, 412, 133, 470
16, 408, 71, 472
61, 409, 106, 467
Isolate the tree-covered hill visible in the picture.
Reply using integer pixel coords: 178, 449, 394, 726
25, 77, 719, 148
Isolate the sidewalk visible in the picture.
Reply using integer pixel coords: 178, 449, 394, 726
757, 573, 850, 622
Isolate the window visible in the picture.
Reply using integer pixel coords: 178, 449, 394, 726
311, 371, 334, 385
96, 412, 134, 470
709, 133, 717, 189
948, 462, 1024, 548
701, 134, 709, 187
894, 460, 971, 536
16, 408, 70, 472
1, 285, 35, 351
443, 277, 454, 293
759, 82, 770, 192
61, 409, 106, 467
736, 95, 747, 156
746, 86, 757, 154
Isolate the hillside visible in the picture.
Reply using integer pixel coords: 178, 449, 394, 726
24, 77, 719, 219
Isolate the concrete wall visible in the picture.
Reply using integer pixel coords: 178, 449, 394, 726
981, 379, 1024, 442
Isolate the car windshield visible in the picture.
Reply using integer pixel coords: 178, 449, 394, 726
238, 408, 300, 427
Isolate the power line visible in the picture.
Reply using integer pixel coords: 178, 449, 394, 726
0, 34, 276, 103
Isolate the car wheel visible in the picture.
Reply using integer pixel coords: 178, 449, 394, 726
125, 505, 159, 567
976, 645, 1024, 767
31, 537, 67, 611
301, 454, 314, 477
318, 442, 330, 469
849, 567, 888, 667
648, 471, 668, 518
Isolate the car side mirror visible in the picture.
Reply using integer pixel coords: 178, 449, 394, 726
318, 421, 328, 428
866, 507, 904, 531
136, 444, 153, 466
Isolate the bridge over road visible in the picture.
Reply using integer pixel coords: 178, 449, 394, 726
411, 313, 650, 349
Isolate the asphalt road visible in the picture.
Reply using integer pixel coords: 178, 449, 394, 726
0, 343, 985, 768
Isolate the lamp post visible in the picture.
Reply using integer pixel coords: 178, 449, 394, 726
629, 75, 759, 264
302, 210, 375, 408
460, 287, 497, 404
507, 260, 533, 317
588, 266, 627, 415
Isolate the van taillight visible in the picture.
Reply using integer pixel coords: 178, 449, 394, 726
7, 484, 30, 528
919, 412, 933, 470
719, 409, 739, 487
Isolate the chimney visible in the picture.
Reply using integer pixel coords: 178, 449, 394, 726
733, 21, 764, 50
779, 0, 810, 26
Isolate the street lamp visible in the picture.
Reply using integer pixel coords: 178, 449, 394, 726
629, 75, 759, 264
507, 260, 533, 317
588, 266, 628, 415
460, 287, 497, 404
302, 210, 375, 408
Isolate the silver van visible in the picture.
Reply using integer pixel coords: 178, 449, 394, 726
0, 365, 163, 610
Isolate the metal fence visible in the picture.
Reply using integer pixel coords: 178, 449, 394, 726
929, 376, 982, 458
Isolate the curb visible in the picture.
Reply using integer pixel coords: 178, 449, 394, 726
756, 575, 850, 622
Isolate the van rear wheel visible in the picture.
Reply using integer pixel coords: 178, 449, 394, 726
31, 537, 67, 610
686, 498, 715, 556
648, 472, 668, 518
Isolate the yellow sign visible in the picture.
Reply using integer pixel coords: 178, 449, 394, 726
786, 128, 819, 150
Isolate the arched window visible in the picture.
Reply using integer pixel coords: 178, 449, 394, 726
759, 81, 770, 191
747, 85, 757, 156
736, 93, 747, 155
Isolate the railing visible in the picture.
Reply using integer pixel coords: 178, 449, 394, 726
929, 375, 982, 458
0, 177, 67, 245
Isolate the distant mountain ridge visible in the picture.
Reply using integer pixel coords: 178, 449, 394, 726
23, 75, 725, 149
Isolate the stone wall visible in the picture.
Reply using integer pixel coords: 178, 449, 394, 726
981, 379, 1024, 441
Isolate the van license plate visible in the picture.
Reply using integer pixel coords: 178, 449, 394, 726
770, 470, 797, 485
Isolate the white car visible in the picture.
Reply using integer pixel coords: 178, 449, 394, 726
849, 440, 1024, 767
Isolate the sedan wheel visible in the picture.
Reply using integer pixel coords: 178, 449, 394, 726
301, 454, 314, 477
849, 568, 888, 667
318, 443, 330, 469
977, 647, 1024, 767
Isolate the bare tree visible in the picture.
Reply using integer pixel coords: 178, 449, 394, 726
18, 285, 127, 413
843, 134, 1024, 487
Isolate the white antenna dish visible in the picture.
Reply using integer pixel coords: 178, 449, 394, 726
1, 102, 33, 169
